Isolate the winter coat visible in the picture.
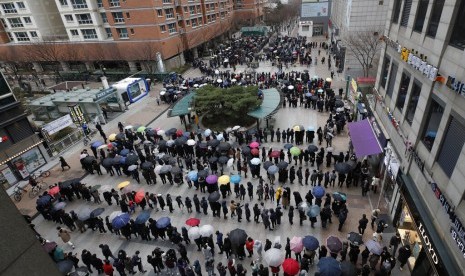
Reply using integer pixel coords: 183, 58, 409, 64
58, 228, 71, 243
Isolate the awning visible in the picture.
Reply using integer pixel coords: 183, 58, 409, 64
167, 92, 195, 117
247, 88, 281, 119
348, 119, 383, 158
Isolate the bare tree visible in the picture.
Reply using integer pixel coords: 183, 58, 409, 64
132, 42, 161, 74
25, 39, 65, 82
343, 29, 383, 77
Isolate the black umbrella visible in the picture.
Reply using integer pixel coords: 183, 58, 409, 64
82, 156, 96, 165
199, 142, 208, 149
347, 232, 363, 246
335, 162, 353, 174
208, 191, 220, 202
60, 178, 80, 189
335, 100, 345, 108
126, 153, 139, 165
198, 170, 208, 178
90, 207, 105, 218
56, 260, 74, 274
208, 156, 218, 163
158, 140, 167, 148
218, 156, 229, 164
263, 161, 273, 170
141, 161, 154, 170
307, 145, 318, 152
310, 95, 319, 101
112, 156, 123, 165
207, 139, 220, 147
218, 142, 231, 151
116, 133, 125, 140
171, 166, 182, 175
229, 228, 248, 245
241, 146, 251, 154
277, 161, 288, 169
102, 158, 113, 168
146, 128, 156, 136
175, 136, 187, 146
165, 128, 177, 136
162, 155, 173, 163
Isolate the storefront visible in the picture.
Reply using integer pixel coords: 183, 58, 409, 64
389, 170, 461, 276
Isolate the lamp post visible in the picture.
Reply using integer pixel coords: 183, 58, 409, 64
377, 145, 392, 209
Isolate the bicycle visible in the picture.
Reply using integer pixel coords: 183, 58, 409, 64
28, 183, 44, 199
12, 184, 26, 202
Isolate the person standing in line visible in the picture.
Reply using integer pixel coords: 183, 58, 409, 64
358, 214, 369, 235
57, 226, 75, 249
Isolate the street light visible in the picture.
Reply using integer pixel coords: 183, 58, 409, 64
377, 145, 392, 209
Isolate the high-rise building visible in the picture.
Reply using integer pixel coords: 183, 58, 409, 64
372, 0, 465, 274
330, 0, 390, 77
0, 0, 266, 71
0, 71, 50, 189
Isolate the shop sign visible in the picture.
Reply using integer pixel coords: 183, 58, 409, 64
430, 182, 465, 258
418, 222, 439, 264
42, 114, 73, 135
68, 104, 86, 125
368, 115, 388, 148
95, 88, 115, 101
407, 145, 425, 172
445, 76, 465, 97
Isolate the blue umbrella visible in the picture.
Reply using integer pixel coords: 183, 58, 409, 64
313, 186, 325, 198
267, 165, 279, 174
333, 192, 347, 202
317, 257, 342, 276
305, 92, 312, 97
156, 217, 171, 228
230, 174, 241, 184
119, 157, 126, 164
135, 211, 151, 224
120, 149, 130, 156
56, 260, 74, 274
91, 141, 104, 148
302, 235, 319, 250
306, 205, 321, 217
188, 171, 198, 181
112, 213, 130, 229
36, 195, 52, 207
183, 131, 191, 137
283, 143, 293, 149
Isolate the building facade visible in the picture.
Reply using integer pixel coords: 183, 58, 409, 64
373, 0, 465, 274
0, 71, 50, 189
0, 0, 265, 72
330, 0, 390, 77
299, 0, 332, 37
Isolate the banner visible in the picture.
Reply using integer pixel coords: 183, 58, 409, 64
42, 114, 74, 135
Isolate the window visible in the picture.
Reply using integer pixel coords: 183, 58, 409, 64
29, 31, 37, 38
2, 3, 17, 14
59, 0, 68, 6
23, 16, 31, 24
197, 5, 201, 13
70, 29, 79, 36
379, 0, 384, 4
380, 56, 391, 88
183, 6, 187, 12
112, 12, 124, 23
189, 6, 195, 14
1, 19, 7, 27
6, 32, 13, 41
165, 8, 174, 19
130, 28, 134, 34
168, 22, 176, 33
185, 19, 190, 25
395, 71, 411, 111
421, 98, 444, 151
437, 116, 465, 177
400, 0, 412, 27
191, 18, 197, 27
71, 0, 88, 9
97, 0, 103, 7
302, 25, 309, 32
109, 0, 120, 7
157, 9, 163, 17
16, 2, 25, 9
413, 0, 429, 32
405, 80, 421, 125
212, 14, 216, 21
210, 3, 215, 10
197, 16, 202, 25
76, 13, 93, 24
426, 0, 444, 37
100, 12, 108, 23
126, 12, 130, 19
116, 28, 128, 38
386, 62, 398, 98
163, 0, 171, 3
8, 18, 23, 28
449, 0, 465, 49
105, 27, 112, 37
14, 31, 28, 41
64, 14, 73, 22
81, 28, 97, 39
160, 25, 166, 32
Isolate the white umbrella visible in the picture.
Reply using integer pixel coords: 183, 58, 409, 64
194, 84, 199, 88
225, 127, 232, 133
264, 248, 285, 266
288, 85, 294, 90
204, 129, 212, 136
296, 78, 302, 81
227, 158, 234, 168
217, 79, 223, 83
160, 91, 166, 96
166, 140, 175, 146
326, 77, 332, 82
157, 130, 165, 136
231, 79, 237, 83
128, 165, 138, 171
109, 211, 123, 221
80, 153, 88, 159
317, 89, 324, 93
216, 134, 224, 141
187, 139, 196, 146
199, 224, 214, 237
215, 70, 220, 75
188, 226, 201, 240
154, 165, 163, 174
250, 158, 261, 165
232, 125, 241, 131
101, 184, 112, 192
124, 125, 133, 130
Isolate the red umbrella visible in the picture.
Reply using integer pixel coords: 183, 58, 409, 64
176, 129, 183, 137
185, 218, 200, 227
249, 141, 260, 148
251, 148, 260, 156
134, 189, 145, 204
48, 186, 60, 196
269, 150, 280, 158
282, 258, 300, 276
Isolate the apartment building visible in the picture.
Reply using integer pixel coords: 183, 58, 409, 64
372, 0, 465, 274
0, 0, 265, 72
330, 0, 390, 77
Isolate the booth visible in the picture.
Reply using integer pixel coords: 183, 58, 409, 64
112, 77, 149, 104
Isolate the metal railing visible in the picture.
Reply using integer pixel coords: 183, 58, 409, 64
47, 129, 84, 157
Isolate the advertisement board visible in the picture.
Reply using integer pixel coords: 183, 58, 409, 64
301, 2, 329, 17
42, 114, 74, 135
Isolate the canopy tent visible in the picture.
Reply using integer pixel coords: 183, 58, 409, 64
247, 88, 281, 119
348, 119, 383, 158
167, 92, 196, 117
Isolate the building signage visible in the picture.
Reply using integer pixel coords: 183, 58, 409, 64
418, 222, 439, 264
430, 182, 465, 259
368, 115, 388, 148
445, 76, 465, 97
95, 88, 115, 101
407, 145, 425, 172
68, 104, 86, 125
42, 114, 74, 135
